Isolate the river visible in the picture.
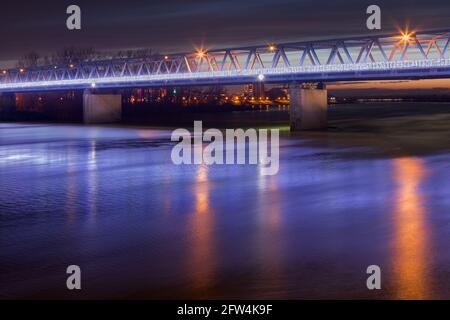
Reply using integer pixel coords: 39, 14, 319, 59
1, 103, 450, 299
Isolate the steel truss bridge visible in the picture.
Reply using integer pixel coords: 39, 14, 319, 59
1, 29, 450, 92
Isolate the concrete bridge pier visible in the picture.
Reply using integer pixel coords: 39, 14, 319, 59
83, 89, 122, 124
289, 83, 328, 131
0, 93, 16, 120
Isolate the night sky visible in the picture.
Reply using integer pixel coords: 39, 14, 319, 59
2, 0, 450, 66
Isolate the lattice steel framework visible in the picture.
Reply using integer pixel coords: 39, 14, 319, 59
1, 29, 450, 92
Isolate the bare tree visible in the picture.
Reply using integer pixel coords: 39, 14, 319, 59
14, 46, 160, 69
114, 48, 156, 59
16, 51, 40, 68
51, 47, 97, 65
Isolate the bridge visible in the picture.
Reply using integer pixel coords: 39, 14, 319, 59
1, 29, 450, 130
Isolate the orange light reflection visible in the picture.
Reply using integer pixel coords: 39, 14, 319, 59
392, 157, 431, 299
188, 165, 216, 294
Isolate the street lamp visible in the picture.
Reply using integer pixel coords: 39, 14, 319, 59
401, 32, 411, 42
400, 30, 414, 42
196, 50, 206, 58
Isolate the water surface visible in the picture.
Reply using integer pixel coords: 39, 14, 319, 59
1, 104, 450, 299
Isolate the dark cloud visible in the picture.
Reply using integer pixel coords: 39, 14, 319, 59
1, 0, 450, 65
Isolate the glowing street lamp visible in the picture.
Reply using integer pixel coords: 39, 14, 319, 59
268, 45, 276, 52
399, 30, 414, 42
258, 74, 265, 81
401, 32, 411, 42
196, 50, 206, 58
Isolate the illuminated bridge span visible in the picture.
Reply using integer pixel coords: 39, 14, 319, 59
1, 29, 450, 92
2, 29, 450, 130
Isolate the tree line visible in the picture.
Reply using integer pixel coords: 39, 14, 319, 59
16, 47, 159, 68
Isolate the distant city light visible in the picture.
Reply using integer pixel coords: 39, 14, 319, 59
164, 55, 169, 60
91, 82, 96, 88
268, 45, 276, 52
258, 74, 265, 81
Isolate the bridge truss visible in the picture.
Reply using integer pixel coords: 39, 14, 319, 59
1, 29, 450, 92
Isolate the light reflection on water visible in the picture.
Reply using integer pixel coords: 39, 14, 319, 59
188, 165, 216, 292
87, 141, 98, 226
256, 174, 282, 297
65, 147, 78, 225
0, 122, 449, 299
392, 158, 430, 299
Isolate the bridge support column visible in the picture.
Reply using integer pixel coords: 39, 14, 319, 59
0, 93, 16, 120
83, 90, 122, 124
289, 83, 327, 131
